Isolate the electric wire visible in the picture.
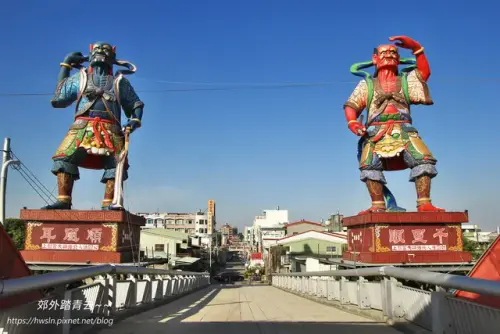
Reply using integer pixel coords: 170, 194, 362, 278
13, 164, 53, 206
11, 151, 57, 203
0, 76, 499, 97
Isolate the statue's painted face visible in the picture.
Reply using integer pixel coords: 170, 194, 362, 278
89, 42, 116, 67
372, 44, 400, 70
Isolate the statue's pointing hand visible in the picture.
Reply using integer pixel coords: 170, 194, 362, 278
63, 52, 86, 68
389, 35, 422, 53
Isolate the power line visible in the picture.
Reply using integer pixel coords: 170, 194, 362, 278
0, 82, 332, 97
0, 77, 499, 97
14, 165, 53, 206
10, 151, 57, 203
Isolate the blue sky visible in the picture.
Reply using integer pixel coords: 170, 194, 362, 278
1, 1, 498, 230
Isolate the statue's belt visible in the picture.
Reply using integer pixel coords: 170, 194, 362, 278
368, 120, 411, 142
75, 116, 116, 150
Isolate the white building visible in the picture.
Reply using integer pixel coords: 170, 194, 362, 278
251, 208, 289, 255
244, 226, 253, 243
138, 211, 212, 247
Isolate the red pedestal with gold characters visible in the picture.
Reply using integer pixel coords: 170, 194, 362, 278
19, 209, 145, 263
342, 211, 473, 263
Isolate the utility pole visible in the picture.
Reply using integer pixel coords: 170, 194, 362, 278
0, 138, 20, 225
209, 233, 212, 274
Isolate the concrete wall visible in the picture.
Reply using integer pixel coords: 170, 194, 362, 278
140, 232, 180, 257
305, 258, 338, 272
283, 238, 344, 256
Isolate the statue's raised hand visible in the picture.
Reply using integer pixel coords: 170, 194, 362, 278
389, 36, 422, 53
63, 52, 86, 67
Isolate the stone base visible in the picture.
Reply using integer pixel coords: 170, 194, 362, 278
342, 211, 473, 264
342, 211, 469, 227
343, 250, 473, 263
19, 209, 145, 264
21, 250, 133, 263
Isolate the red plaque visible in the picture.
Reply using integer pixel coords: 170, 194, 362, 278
20, 209, 145, 264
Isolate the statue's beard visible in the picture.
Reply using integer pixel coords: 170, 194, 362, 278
90, 53, 113, 67
378, 57, 399, 68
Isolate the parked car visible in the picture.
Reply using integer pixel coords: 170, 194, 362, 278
213, 271, 244, 282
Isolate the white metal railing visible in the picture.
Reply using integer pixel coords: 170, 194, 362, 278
272, 267, 500, 333
0, 264, 210, 334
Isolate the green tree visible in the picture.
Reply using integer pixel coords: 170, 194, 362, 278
463, 237, 485, 260
237, 233, 244, 241
3, 218, 27, 249
232, 227, 238, 235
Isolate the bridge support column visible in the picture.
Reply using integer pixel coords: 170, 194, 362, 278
357, 277, 371, 309
126, 274, 137, 308
154, 275, 163, 301
431, 286, 454, 333
340, 277, 349, 305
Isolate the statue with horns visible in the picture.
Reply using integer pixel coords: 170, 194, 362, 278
344, 35, 444, 214
43, 41, 144, 210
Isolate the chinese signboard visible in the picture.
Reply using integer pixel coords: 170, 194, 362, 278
25, 223, 115, 252
208, 199, 215, 216
347, 224, 462, 253
392, 245, 447, 251
42, 243, 99, 251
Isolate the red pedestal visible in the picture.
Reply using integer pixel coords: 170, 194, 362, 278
19, 209, 145, 264
342, 211, 473, 264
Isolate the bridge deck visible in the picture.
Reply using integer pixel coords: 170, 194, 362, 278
97, 284, 402, 334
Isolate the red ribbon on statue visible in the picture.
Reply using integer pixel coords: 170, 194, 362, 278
91, 117, 115, 150
76, 116, 115, 151
370, 120, 409, 142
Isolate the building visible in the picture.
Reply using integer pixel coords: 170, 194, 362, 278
135, 200, 216, 248
244, 226, 253, 243
462, 224, 499, 243
285, 219, 325, 236
325, 212, 346, 232
260, 226, 286, 253
219, 223, 233, 246
139, 229, 201, 268
140, 229, 190, 258
275, 230, 348, 272
250, 207, 289, 253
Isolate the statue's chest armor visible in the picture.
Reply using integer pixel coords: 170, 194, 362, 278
83, 74, 117, 109
372, 77, 408, 113
374, 77, 401, 94
379, 80, 398, 92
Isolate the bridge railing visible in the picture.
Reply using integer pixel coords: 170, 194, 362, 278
272, 267, 500, 333
0, 265, 210, 334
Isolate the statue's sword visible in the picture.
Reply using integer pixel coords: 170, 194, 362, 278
110, 128, 130, 210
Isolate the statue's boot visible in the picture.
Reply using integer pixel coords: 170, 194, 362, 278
41, 172, 73, 210
101, 179, 115, 210
415, 175, 445, 212
101, 179, 124, 210
358, 180, 387, 215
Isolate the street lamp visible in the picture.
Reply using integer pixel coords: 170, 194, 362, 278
0, 138, 20, 225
